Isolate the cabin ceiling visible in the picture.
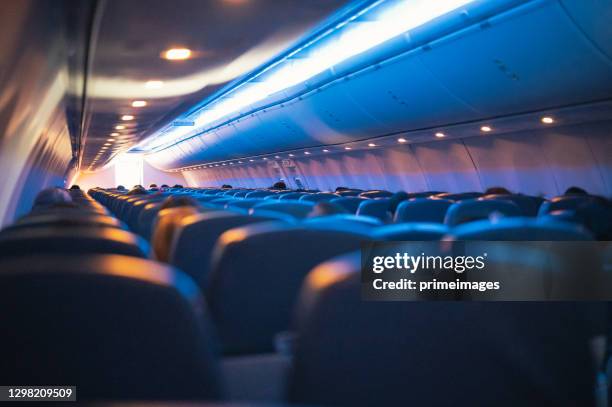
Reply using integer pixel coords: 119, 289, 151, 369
79, 0, 349, 172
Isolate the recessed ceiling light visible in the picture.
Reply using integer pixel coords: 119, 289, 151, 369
145, 81, 164, 89
107, 138, 115, 142
131, 100, 147, 108
304, 151, 311, 155
344, 147, 352, 150
541, 116, 554, 124
263, 157, 268, 160
480, 126, 492, 132
435, 132, 446, 138
288, 154, 294, 157
161, 48, 192, 60
249, 159, 254, 162
121, 115, 134, 121
275, 155, 280, 159
111, 132, 119, 136
397, 137, 407, 143
323, 149, 329, 152
368, 143, 376, 147
115, 125, 125, 130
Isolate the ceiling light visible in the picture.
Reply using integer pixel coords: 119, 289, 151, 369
435, 132, 446, 138
121, 115, 134, 121
368, 143, 376, 147
263, 157, 268, 160
323, 149, 330, 152
115, 125, 125, 130
288, 154, 294, 157
541, 116, 554, 124
249, 159, 254, 162
111, 132, 119, 136
161, 48, 192, 60
480, 126, 492, 132
145, 80, 164, 89
344, 147, 352, 150
275, 155, 280, 159
398, 138, 407, 143
304, 151, 311, 155
131, 100, 147, 108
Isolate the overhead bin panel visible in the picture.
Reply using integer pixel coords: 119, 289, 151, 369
420, 0, 612, 116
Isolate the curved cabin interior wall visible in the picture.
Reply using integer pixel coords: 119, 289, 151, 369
0, 1, 85, 226
181, 120, 612, 198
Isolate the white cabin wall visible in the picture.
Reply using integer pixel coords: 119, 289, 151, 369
179, 121, 612, 198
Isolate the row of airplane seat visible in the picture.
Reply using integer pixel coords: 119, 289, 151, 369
0, 185, 609, 404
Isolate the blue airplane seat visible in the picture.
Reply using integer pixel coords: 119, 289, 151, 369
330, 197, 367, 213
444, 199, 522, 226
447, 217, 594, 241
278, 192, 310, 200
301, 214, 381, 235
245, 190, 276, 198
373, 222, 449, 241
169, 213, 293, 290
434, 192, 483, 201
0, 254, 223, 400
481, 194, 544, 216
250, 201, 315, 219
394, 198, 453, 224
225, 198, 265, 210
207, 222, 370, 355
0, 226, 149, 259
299, 193, 340, 203
359, 190, 393, 199
538, 195, 602, 216
288, 252, 602, 407
356, 198, 391, 222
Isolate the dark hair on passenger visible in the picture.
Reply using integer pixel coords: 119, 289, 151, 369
69, 185, 81, 190
271, 181, 287, 190
173, 184, 184, 189
485, 187, 511, 195
117, 185, 126, 190
335, 186, 350, 192
161, 184, 169, 188
159, 196, 199, 211
126, 186, 148, 195
564, 186, 588, 196
388, 191, 410, 213
149, 184, 158, 188
222, 184, 233, 189
32, 187, 73, 209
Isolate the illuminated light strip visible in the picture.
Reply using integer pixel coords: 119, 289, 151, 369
139, 0, 474, 151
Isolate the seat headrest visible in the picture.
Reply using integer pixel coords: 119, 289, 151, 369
11, 213, 125, 230
481, 194, 544, 216
302, 214, 381, 234
299, 193, 340, 202
0, 227, 149, 258
0, 254, 222, 400
359, 190, 393, 199
373, 222, 449, 241
330, 197, 366, 213
356, 198, 391, 222
446, 217, 594, 241
208, 222, 369, 354
434, 192, 483, 201
394, 198, 453, 223
250, 201, 315, 219
444, 199, 522, 226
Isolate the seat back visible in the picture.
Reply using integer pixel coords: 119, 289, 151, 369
444, 199, 522, 226
0, 227, 149, 259
169, 212, 290, 289
434, 192, 483, 201
278, 192, 309, 200
299, 193, 340, 203
394, 198, 453, 223
289, 253, 600, 407
373, 223, 448, 241
208, 223, 370, 354
359, 190, 393, 199
538, 195, 600, 216
250, 201, 315, 219
330, 197, 366, 213
447, 218, 594, 241
482, 194, 544, 216
0, 255, 222, 401
245, 190, 276, 198
356, 198, 391, 222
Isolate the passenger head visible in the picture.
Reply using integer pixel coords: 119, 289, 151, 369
160, 184, 169, 189
308, 202, 349, 218
574, 198, 612, 240
335, 186, 350, 192
173, 184, 184, 189
126, 186, 148, 195
69, 185, 81, 190
485, 186, 511, 195
151, 206, 200, 262
32, 187, 73, 210
221, 184, 232, 189
564, 186, 588, 196
271, 181, 287, 190
149, 184, 158, 189
117, 185, 126, 191
159, 195, 199, 211
388, 191, 410, 214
